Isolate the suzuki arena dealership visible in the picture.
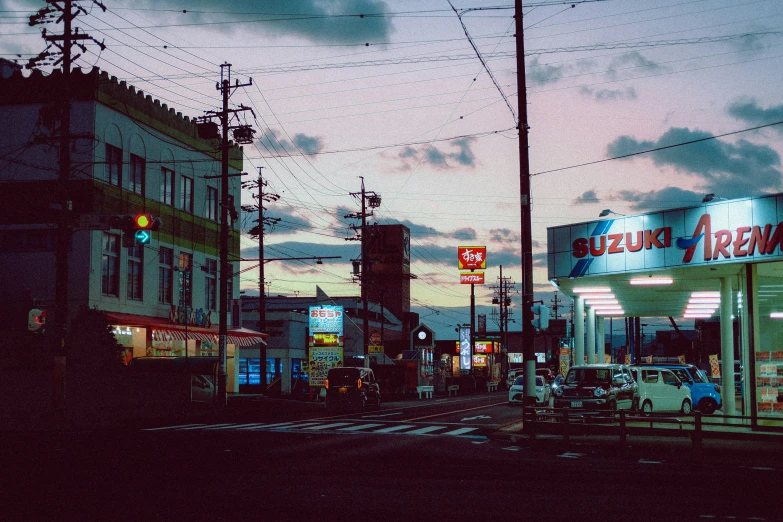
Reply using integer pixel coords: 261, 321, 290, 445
548, 193, 783, 427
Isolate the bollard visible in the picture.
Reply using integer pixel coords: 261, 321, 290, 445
693, 411, 703, 455
619, 409, 627, 446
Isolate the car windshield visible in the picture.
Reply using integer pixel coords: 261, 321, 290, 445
327, 368, 361, 386
692, 368, 710, 383
513, 376, 525, 386
669, 368, 693, 384
565, 368, 611, 385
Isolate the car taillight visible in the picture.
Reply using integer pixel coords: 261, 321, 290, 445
357, 379, 362, 389
324, 379, 329, 390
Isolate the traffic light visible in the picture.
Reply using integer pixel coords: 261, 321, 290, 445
28, 308, 46, 333
531, 303, 550, 331
132, 214, 161, 245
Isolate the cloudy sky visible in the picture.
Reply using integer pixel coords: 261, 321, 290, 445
4, 0, 783, 339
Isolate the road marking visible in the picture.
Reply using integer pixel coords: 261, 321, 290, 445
558, 452, 584, 459
274, 422, 330, 430
408, 402, 504, 421
372, 424, 417, 433
236, 422, 296, 430
338, 423, 385, 432
203, 423, 261, 430
750, 467, 777, 471
460, 415, 491, 421
442, 427, 479, 436
362, 412, 403, 418
638, 459, 661, 464
301, 423, 355, 431
405, 426, 448, 435
142, 423, 205, 431
502, 446, 521, 451
174, 423, 234, 431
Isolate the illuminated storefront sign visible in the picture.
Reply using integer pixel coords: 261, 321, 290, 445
459, 326, 472, 371
308, 305, 344, 336
458, 246, 487, 270
548, 195, 783, 279
460, 272, 485, 284
472, 354, 487, 367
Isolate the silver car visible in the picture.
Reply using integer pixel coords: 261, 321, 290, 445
508, 375, 549, 406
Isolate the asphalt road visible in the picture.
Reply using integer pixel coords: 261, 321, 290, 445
4, 395, 782, 521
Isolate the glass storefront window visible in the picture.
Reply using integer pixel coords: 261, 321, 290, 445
754, 261, 783, 419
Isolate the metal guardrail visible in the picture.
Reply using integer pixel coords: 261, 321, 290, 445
520, 406, 783, 451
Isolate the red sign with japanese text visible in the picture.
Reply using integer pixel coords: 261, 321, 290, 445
460, 272, 484, 284
458, 246, 487, 270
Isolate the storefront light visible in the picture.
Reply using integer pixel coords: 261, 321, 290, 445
770, 312, 783, 319
684, 313, 713, 318
584, 298, 619, 305
691, 291, 720, 298
629, 277, 673, 286
590, 304, 622, 310
572, 287, 612, 294
595, 309, 624, 315
689, 297, 721, 304
686, 303, 719, 309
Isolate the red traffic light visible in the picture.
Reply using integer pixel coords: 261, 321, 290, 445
135, 214, 151, 229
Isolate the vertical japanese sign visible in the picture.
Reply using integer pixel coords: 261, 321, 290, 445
308, 306, 345, 387
559, 348, 570, 377
459, 326, 472, 371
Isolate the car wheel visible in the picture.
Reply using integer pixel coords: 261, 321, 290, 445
681, 399, 692, 415
698, 398, 717, 415
642, 400, 653, 415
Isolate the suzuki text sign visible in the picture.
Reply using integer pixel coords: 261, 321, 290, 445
460, 272, 485, 284
458, 246, 487, 270
547, 194, 783, 279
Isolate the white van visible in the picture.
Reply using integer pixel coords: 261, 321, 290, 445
630, 366, 692, 415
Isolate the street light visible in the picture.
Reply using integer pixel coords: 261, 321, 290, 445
702, 193, 728, 203
599, 209, 625, 217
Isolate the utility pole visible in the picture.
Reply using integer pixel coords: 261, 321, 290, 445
208, 63, 254, 408
345, 177, 381, 365
515, 0, 536, 414
28, 0, 105, 416
242, 166, 279, 391
550, 291, 562, 320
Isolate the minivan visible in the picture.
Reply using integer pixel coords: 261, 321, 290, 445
324, 366, 381, 412
630, 366, 692, 414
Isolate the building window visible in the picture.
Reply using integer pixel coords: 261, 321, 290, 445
204, 258, 217, 310
129, 154, 145, 196
158, 246, 173, 304
181, 175, 194, 213
127, 242, 144, 300
178, 252, 192, 308
206, 186, 218, 221
105, 144, 122, 186
160, 167, 175, 206
101, 233, 120, 296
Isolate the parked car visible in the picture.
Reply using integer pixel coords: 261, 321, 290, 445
507, 368, 524, 388
630, 366, 692, 414
552, 364, 637, 411
641, 364, 721, 414
550, 374, 565, 397
508, 375, 549, 406
535, 367, 555, 384
324, 367, 381, 412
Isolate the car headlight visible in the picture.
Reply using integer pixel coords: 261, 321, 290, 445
554, 387, 563, 397
594, 387, 607, 397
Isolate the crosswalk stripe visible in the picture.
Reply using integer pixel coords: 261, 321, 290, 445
372, 424, 416, 433
203, 423, 261, 430
142, 423, 204, 431
235, 422, 295, 430
338, 423, 385, 432
441, 427, 479, 436
272, 422, 324, 430
404, 426, 448, 435
301, 423, 355, 431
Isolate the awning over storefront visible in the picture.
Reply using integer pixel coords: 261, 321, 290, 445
105, 311, 267, 346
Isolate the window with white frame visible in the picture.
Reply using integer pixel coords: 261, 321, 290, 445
105, 144, 122, 186
158, 246, 173, 304
206, 185, 218, 221
127, 242, 144, 300
160, 167, 175, 206
129, 154, 145, 196
181, 175, 194, 213
102, 233, 120, 296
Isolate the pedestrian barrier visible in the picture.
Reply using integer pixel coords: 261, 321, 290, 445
486, 381, 499, 392
416, 385, 434, 399
447, 385, 459, 397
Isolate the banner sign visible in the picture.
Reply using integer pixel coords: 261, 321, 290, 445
309, 305, 344, 336
460, 272, 485, 284
459, 326, 472, 371
458, 246, 487, 270
308, 346, 343, 387
547, 194, 783, 279
472, 354, 487, 367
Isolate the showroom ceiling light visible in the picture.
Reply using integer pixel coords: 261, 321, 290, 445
572, 287, 611, 294
629, 277, 673, 286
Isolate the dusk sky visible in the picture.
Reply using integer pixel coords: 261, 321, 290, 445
3, 0, 783, 339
